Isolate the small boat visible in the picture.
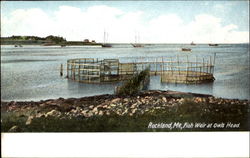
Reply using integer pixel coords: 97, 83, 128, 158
14, 45, 23, 47
102, 43, 112, 48
191, 41, 196, 45
131, 43, 144, 48
209, 44, 218, 46
182, 48, 192, 51
43, 43, 54, 46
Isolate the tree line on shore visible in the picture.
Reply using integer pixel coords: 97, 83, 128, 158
1, 35, 100, 45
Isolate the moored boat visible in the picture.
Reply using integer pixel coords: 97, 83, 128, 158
102, 43, 112, 48
209, 44, 218, 46
182, 48, 192, 51
131, 43, 144, 48
191, 41, 196, 45
102, 31, 112, 48
131, 32, 144, 48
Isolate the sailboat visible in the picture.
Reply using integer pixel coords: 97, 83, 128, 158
102, 31, 112, 48
190, 41, 196, 45
131, 32, 144, 48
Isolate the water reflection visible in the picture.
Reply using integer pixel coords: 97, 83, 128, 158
149, 76, 214, 96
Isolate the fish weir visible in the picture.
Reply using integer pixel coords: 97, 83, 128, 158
65, 54, 216, 84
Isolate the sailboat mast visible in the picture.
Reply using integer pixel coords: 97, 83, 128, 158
138, 32, 140, 43
103, 31, 106, 44
106, 33, 108, 44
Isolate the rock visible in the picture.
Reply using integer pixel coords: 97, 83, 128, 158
93, 107, 98, 112
39, 103, 46, 107
81, 110, 88, 115
124, 98, 129, 102
178, 98, 184, 104
46, 110, 58, 117
8, 125, 20, 132
102, 105, 108, 109
89, 105, 94, 109
194, 97, 202, 103
111, 98, 120, 103
98, 110, 104, 116
36, 113, 45, 118
132, 108, 137, 114
88, 112, 93, 117
131, 103, 137, 109
140, 99, 145, 104
26, 116, 34, 125
110, 104, 116, 107
70, 109, 77, 113
45, 100, 53, 104
19, 114, 26, 118
106, 111, 110, 116
162, 97, 167, 102
76, 106, 82, 111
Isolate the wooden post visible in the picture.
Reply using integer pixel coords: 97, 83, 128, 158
60, 64, 63, 76
199, 66, 201, 82
177, 55, 180, 75
73, 63, 75, 80
155, 58, 157, 75
195, 55, 197, 73
78, 61, 80, 81
161, 57, 164, 75
209, 56, 211, 74
206, 60, 209, 73
212, 53, 216, 74
170, 57, 173, 75
213, 53, 216, 66
186, 55, 189, 75
66, 61, 69, 78
202, 58, 205, 80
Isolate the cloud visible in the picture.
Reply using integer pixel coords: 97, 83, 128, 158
1, 5, 249, 43
2, 8, 54, 37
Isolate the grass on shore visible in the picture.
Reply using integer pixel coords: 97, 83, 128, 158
116, 68, 150, 96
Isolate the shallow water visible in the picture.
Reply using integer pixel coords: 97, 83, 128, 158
1, 44, 249, 101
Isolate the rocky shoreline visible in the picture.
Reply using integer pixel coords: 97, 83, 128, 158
1, 90, 249, 132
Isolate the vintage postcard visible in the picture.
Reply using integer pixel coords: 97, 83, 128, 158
1, 0, 249, 133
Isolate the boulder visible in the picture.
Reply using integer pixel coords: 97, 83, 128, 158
45, 110, 58, 117
111, 98, 120, 103
110, 104, 116, 107
98, 110, 104, 116
162, 97, 167, 102
8, 125, 20, 132
26, 116, 34, 125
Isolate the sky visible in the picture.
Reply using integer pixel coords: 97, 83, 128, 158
1, 1, 249, 43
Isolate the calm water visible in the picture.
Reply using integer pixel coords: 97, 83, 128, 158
1, 44, 249, 101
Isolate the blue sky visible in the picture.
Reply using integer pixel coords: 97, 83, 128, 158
1, 1, 249, 43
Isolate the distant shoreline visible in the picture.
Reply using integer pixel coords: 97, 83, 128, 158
1, 42, 248, 46
0, 40, 103, 46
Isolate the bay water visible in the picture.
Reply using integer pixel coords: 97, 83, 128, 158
1, 44, 249, 101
